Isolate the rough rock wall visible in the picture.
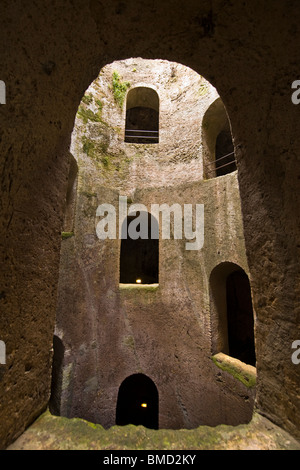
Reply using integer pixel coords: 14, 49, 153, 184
54, 59, 254, 429
70, 58, 219, 193
0, 0, 299, 448
55, 174, 253, 429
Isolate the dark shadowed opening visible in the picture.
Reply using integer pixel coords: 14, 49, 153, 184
120, 212, 159, 284
202, 98, 236, 179
210, 262, 256, 367
116, 374, 159, 429
226, 270, 256, 366
125, 87, 159, 143
215, 130, 236, 176
49, 335, 65, 416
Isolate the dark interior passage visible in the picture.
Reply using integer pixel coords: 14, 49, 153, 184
120, 212, 159, 284
116, 374, 159, 429
215, 130, 236, 176
226, 270, 256, 366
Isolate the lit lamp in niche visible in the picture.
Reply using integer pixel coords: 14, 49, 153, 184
141, 403, 147, 408
136, 279, 142, 284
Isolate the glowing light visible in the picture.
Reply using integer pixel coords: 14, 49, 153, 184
141, 403, 147, 408
136, 279, 142, 284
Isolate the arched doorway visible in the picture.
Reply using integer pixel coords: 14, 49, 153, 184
210, 262, 256, 367
226, 270, 256, 366
116, 374, 159, 429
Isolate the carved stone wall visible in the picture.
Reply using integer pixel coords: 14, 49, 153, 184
0, 0, 299, 448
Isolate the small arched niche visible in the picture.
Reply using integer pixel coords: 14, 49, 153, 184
202, 98, 236, 178
116, 374, 159, 429
125, 87, 159, 144
120, 211, 159, 284
209, 262, 256, 367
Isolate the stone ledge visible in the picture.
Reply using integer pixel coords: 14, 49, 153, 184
7, 410, 300, 450
119, 283, 159, 292
211, 352, 257, 388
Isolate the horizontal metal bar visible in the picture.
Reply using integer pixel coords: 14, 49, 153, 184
206, 151, 235, 166
125, 129, 159, 134
125, 135, 159, 140
215, 160, 237, 171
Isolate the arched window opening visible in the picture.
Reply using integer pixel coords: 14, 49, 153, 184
202, 98, 236, 179
116, 374, 159, 429
125, 87, 159, 144
210, 263, 256, 367
120, 212, 159, 284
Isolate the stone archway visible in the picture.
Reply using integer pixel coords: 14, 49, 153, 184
116, 374, 159, 429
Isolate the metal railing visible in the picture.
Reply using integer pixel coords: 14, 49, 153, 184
125, 129, 159, 143
206, 151, 237, 173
